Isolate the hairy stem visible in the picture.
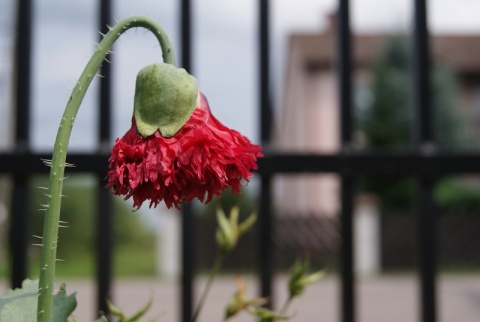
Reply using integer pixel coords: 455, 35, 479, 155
192, 252, 225, 322
37, 16, 175, 322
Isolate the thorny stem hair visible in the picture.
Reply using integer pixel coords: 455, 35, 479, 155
37, 16, 175, 322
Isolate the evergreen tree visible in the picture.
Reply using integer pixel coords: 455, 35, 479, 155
357, 36, 471, 209
360, 36, 412, 150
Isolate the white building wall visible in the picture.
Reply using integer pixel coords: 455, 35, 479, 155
276, 43, 340, 217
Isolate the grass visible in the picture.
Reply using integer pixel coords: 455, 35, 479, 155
0, 174, 158, 281
0, 245, 157, 280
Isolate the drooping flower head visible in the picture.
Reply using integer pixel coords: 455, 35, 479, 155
107, 63, 263, 209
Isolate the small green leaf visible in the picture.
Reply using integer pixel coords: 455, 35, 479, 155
53, 283, 77, 322
238, 212, 257, 235
95, 316, 109, 322
228, 207, 240, 229
125, 296, 152, 322
0, 279, 38, 322
107, 299, 127, 319
249, 308, 289, 322
107, 297, 156, 322
299, 270, 325, 287
0, 279, 77, 322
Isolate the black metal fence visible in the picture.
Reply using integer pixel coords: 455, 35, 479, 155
2, 1, 480, 322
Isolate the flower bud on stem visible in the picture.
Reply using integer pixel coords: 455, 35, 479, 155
37, 16, 175, 322
215, 206, 257, 254
192, 207, 257, 322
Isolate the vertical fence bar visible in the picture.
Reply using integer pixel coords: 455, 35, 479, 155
13, 0, 32, 152
412, 1, 437, 322
338, 0, 352, 146
98, 0, 112, 149
340, 176, 354, 322
259, 0, 272, 144
337, 0, 355, 322
9, 0, 32, 288
258, 174, 273, 306
417, 179, 436, 322
181, 204, 194, 322
96, 0, 113, 317
9, 176, 29, 288
96, 177, 113, 316
412, 0, 432, 145
258, 0, 274, 308
180, 0, 194, 321
181, 0, 192, 72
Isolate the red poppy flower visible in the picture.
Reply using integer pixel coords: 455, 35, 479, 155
107, 92, 263, 209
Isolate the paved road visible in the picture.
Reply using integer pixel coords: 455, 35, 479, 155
2, 274, 480, 321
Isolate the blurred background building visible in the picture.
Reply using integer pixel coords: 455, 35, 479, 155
273, 13, 480, 272
277, 13, 480, 217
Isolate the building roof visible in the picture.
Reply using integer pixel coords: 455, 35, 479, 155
290, 31, 480, 75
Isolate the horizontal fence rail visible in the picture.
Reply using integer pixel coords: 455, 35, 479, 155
258, 153, 480, 176
4, 152, 480, 176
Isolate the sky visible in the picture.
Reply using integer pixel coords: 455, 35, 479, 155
1, 0, 480, 153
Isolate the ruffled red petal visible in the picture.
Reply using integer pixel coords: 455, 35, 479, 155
107, 93, 263, 209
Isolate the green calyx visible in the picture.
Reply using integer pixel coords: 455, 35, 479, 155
134, 63, 199, 138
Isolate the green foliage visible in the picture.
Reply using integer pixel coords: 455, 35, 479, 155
107, 296, 155, 322
30, 175, 156, 276
359, 37, 412, 150
358, 36, 468, 151
215, 207, 257, 254
0, 279, 76, 322
357, 36, 475, 209
224, 276, 266, 320
249, 308, 288, 322
288, 257, 324, 298
196, 187, 258, 271
222, 257, 324, 321
358, 177, 415, 210
434, 178, 480, 212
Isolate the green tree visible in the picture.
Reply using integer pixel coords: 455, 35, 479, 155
359, 36, 467, 151
359, 37, 412, 150
357, 36, 472, 209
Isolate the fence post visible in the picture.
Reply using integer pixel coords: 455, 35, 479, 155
96, 0, 114, 317
337, 0, 355, 321
258, 0, 274, 309
10, 0, 33, 289
180, 0, 195, 321
412, 1, 437, 321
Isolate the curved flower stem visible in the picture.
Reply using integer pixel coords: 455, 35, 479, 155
36, 16, 175, 322
192, 252, 225, 322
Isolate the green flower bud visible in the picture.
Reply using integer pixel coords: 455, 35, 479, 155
215, 207, 257, 254
216, 207, 237, 254
225, 276, 267, 319
288, 257, 325, 297
133, 63, 198, 138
